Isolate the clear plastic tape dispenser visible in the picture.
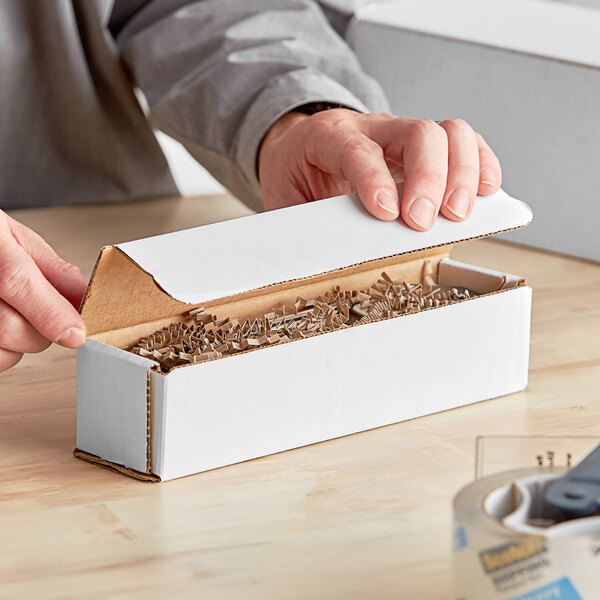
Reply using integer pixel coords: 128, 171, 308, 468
453, 436, 600, 600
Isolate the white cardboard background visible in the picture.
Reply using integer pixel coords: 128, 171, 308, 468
150, 286, 531, 481
116, 190, 531, 305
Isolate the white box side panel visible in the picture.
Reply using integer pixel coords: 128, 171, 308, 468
351, 21, 600, 260
153, 288, 531, 480
76, 340, 152, 473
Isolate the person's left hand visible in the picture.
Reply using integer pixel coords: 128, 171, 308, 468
258, 109, 501, 231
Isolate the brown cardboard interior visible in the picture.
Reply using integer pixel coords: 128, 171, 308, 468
438, 260, 524, 291
87, 245, 449, 348
88, 245, 524, 355
84, 243, 457, 341
81, 246, 191, 337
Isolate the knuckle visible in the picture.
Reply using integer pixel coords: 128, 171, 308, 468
412, 119, 435, 134
0, 261, 30, 301
374, 112, 396, 121
444, 118, 473, 133
418, 168, 447, 184
340, 137, 383, 175
0, 307, 50, 354
484, 152, 502, 171
417, 187, 445, 206
451, 163, 480, 180
480, 149, 502, 174
412, 119, 447, 141
420, 187, 445, 203
308, 110, 331, 128
52, 257, 81, 279
35, 304, 66, 337
342, 136, 381, 158
305, 113, 358, 157
310, 108, 351, 131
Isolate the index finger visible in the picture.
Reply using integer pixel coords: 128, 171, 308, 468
0, 239, 86, 348
305, 114, 400, 221
7, 215, 87, 310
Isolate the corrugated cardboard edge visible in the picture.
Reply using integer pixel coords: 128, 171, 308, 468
147, 367, 152, 472
73, 449, 161, 482
78, 245, 106, 313
146, 365, 162, 474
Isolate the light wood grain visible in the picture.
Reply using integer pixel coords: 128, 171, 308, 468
1, 195, 599, 599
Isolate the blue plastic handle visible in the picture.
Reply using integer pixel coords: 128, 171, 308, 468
544, 444, 600, 519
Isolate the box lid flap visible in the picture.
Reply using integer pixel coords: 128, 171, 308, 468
81, 189, 531, 336
353, 0, 600, 69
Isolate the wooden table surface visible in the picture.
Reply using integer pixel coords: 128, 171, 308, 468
2, 194, 599, 599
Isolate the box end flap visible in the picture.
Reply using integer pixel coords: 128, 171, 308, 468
80, 246, 190, 336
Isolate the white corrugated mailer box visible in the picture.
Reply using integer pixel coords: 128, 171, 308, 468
75, 191, 532, 482
349, 0, 600, 261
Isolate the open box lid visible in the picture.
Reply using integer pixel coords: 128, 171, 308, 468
81, 189, 532, 336
352, 0, 600, 69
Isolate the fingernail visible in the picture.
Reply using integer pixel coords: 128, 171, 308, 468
480, 169, 497, 187
376, 190, 399, 216
55, 327, 86, 348
408, 197, 436, 229
446, 190, 471, 219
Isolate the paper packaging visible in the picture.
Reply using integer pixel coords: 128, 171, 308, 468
349, 0, 600, 261
75, 190, 532, 481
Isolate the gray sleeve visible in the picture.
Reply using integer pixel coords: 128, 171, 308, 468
114, 0, 389, 211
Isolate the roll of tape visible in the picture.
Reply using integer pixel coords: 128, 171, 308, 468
453, 467, 600, 599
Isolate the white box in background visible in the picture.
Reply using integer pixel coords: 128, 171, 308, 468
75, 191, 532, 481
349, 0, 600, 261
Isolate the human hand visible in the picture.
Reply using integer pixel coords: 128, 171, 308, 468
0, 211, 88, 372
258, 109, 501, 230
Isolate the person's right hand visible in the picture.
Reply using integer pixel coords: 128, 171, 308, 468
0, 210, 88, 373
